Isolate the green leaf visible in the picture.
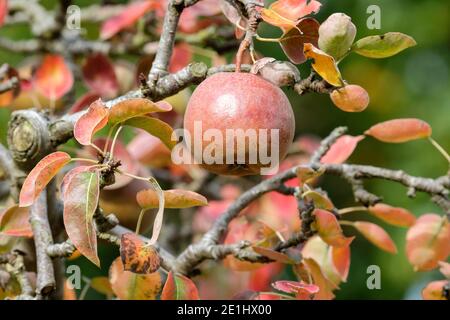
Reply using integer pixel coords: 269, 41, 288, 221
124, 116, 176, 150
161, 271, 199, 300
352, 32, 416, 58
63, 171, 100, 266
108, 98, 172, 125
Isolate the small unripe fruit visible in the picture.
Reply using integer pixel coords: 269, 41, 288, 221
319, 13, 356, 61
183, 72, 295, 176
330, 84, 370, 112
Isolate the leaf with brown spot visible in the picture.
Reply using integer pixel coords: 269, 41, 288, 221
303, 190, 334, 210
368, 203, 416, 227
314, 209, 353, 247
161, 271, 199, 300
422, 280, 448, 300
352, 32, 416, 59
353, 221, 397, 254
63, 171, 100, 267
120, 233, 160, 274
137, 189, 207, 209
109, 257, 162, 300
73, 99, 109, 146
0, 205, 32, 237
364, 118, 432, 143
108, 98, 172, 125
303, 43, 343, 86
19, 152, 71, 207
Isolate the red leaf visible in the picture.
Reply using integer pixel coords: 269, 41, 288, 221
330, 244, 351, 282
320, 135, 365, 164
68, 92, 101, 114
63, 171, 100, 266
82, 53, 119, 98
368, 203, 416, 227
406, 214, 450, 271
169, 43, 193, 73
354, 221, 397, 254
279, 18, 319, 64
19, 152, 71, 207
422, 280, 448, 300
364, 118, 432, 143
74, 99, 109, 146
60, 165, 95, 199
0, 0, 8, 27
314, 209, 353, 247
161, 271, 199, 300
34, 55, 74, 100
0, 205, 32, 237
272, 280, 319, 295
100, 1, 162, 39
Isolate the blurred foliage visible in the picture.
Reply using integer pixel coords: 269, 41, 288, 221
0, 0, 448, 299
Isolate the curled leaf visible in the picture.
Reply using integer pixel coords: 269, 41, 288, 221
161, 271, 199, 300
368, 203, 416, 227
63, 171, 100, 266
108, 98, 172, 125
364, 118, 432, 143
109, 257, 162, 300
353, 221, 397, 254
73, 99, 109, 146
406, 214, 450, 271
304, 43, 343, 87
137, 189, 207, 209
120, 233, 160, 274
279, 18, 320, 64
318, 13, 356, 61
303, 190, 334, 210
320, 135, 365, 164
352, 32, 416, 58
19, 152, 71, 207
314, 209, 353, 247
0, 205, 32, 237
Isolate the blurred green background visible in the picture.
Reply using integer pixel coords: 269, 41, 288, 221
0, 0, 448, 299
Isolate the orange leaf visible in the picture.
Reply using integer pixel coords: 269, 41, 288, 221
320, 135, 364, 164
34, 55, 74, 100
330, 244, 351, 282
368, 203, 416, 227
136, 189, 207, 209
100, 1, 162, 40
108, 98, 172, 125
19, 151, 71, 207
74, 99, 109, 146
252, 246, 295, 264
82, 53, 119, 98
304, 43, 343, 86
422, 280, 448, 300
299, 258, 336, 300
314, 209, 353, 247
261, 0, 321, 32
406, 214, 450, 271
120, 233, 160, 274
279, 18, 319, 64
90, 277, 114, 297
109, 257, 162, 300
63, 171, 100, 266
330, 85, 370, 112
161, 271, 199, 300
354, 221, 397, 254
0, 205, 32, 237
364, 118, 432, 143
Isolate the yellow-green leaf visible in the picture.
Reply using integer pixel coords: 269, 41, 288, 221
124, 116, 176, 150
352, 32, 416, 58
